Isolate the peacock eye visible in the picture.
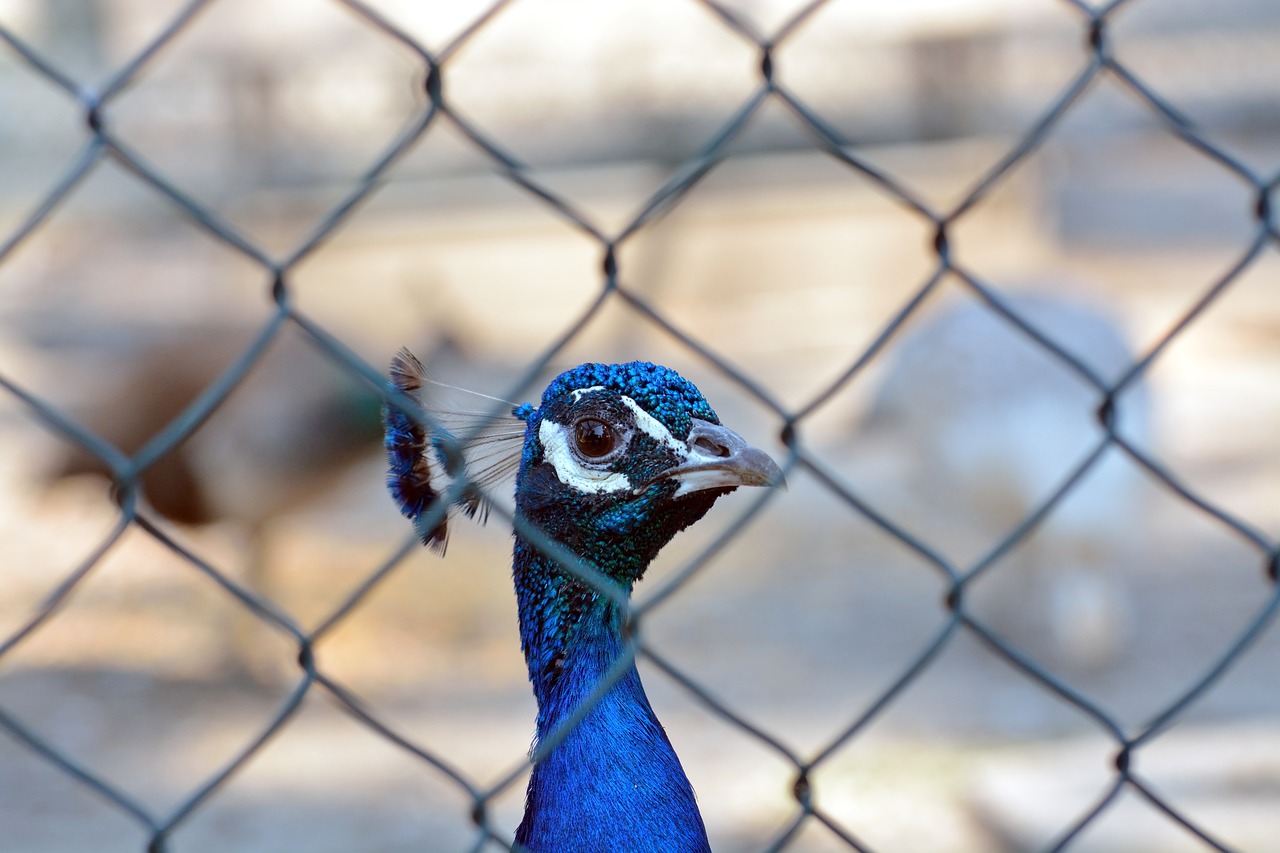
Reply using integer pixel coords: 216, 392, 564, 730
574, 418, 616, 459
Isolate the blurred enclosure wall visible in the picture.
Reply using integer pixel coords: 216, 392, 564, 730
0, 1, 1278, 852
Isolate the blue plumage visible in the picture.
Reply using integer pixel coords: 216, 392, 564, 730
384, 350, 489, 550
385, 355, 783, 852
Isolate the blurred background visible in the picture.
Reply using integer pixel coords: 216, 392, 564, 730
1, 0, 1278, 851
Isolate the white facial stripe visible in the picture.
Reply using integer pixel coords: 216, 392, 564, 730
618, 396, 687, 455
538, 418, 632, 494
542, 387, 694, 496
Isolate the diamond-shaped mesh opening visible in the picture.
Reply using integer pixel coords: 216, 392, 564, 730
1, 1, 1278, 850
439, 0, 760, 170
106, 0, 428, 252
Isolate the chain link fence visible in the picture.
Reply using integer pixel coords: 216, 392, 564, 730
1, 0, 1278, 850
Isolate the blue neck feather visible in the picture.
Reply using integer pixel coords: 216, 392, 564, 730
512, 542, 711, 852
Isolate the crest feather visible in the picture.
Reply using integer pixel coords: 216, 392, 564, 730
383, 348, 524, 552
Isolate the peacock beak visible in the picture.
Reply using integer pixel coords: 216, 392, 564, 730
652, 419, 786, 497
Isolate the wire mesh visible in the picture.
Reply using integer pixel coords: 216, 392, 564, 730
0, 0, 1277, 851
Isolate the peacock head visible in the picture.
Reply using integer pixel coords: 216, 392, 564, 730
511, 361, 783, 586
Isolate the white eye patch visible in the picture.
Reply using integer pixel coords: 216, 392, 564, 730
538, 418, 633, 494
538, 390, 694, 496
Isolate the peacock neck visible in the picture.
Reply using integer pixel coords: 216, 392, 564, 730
511, 539, 711, 852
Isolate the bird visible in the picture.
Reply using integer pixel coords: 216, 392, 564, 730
42, 324, 385, 528
859, 292, 1150, 669
37, 322, 386, 679
384, 351, 784, 852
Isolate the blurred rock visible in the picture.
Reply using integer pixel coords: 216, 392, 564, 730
858, 291, 1152, 670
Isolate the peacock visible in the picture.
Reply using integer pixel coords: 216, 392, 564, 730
35, 322, 387, 679
384, 351, 783, 852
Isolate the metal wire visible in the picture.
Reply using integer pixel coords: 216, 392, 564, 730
0, 1, 1277, 851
